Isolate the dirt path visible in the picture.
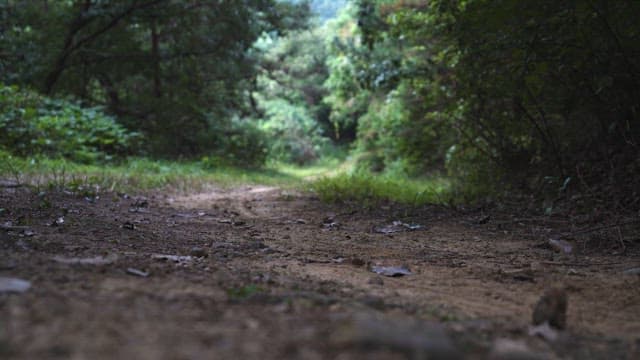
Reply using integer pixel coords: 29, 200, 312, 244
1, 184, 639, 359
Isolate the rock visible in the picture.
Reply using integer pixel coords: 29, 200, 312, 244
190, 247, 208, 258
367, 277, 384, 286
0, 277, 31, 293
532, 287, 567, 329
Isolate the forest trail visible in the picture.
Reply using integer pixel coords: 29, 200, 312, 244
1, 184, 639, 359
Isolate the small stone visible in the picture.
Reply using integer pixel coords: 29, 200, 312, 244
190, 247, 208, 258
368, 276, 384, 286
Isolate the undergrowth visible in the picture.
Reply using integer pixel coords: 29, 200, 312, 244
1, 152, 454, 206
0, 154, 333, 194
310, 170, 452, 206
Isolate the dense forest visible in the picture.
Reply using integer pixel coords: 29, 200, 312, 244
2, 0, 639, 212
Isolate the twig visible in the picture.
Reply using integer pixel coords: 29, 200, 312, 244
617, 226, 626, 252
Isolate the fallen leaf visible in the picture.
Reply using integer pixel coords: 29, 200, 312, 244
0, 277, 31, 293
373, 221, 424, 234
52, 254, 118, 265
548, 238, 572, 254
122, 221, 135, 230
22, 229, 35, 237
49, 217, 64, 227
476, 215, 491, 224
126, 268, 149, 277
528, 322, 559, 342
151, 254, 193, 263
371, 265, 412, 277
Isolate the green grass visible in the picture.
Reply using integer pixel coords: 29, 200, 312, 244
0, 153, 333, 193
1, 151, 453, 206
310, 170, 452, 206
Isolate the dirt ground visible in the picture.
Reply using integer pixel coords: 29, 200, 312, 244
1, 183, 639, 359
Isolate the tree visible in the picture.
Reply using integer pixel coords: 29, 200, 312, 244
1, 0, 310, 158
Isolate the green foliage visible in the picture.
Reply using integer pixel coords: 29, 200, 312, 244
0, 85, 138, 163
311, 170, 451, 206
255, 27, 335, 164
325, 0, 640, 208
1, 0, 311, 158
322, 3, 370, 141
201, 116, 269, 168
227, 285, 263, 301
259, 99, 327, 164
0, 152, 341, 194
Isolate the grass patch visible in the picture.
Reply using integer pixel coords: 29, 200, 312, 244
226, 284, 263, 301
0, 152, 335, 194
0, 151, 453, 206
310, 170, 452, 206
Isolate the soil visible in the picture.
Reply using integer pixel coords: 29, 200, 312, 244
1, 183, 639, 359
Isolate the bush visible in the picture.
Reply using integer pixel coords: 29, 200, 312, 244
259, 99, 327, 165
0, 84, 139, 163
202, 115, 269, 168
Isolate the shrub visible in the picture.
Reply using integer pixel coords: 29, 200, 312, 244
0, 84, 139, 163
202, 115, 269, 168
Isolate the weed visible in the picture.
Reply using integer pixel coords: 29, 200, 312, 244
227, 284, 262, 301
